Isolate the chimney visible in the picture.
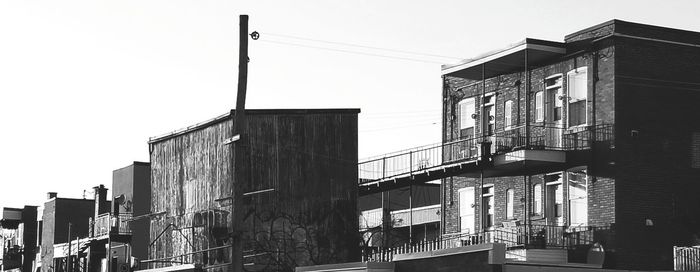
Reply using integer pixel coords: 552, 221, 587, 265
47, 192, 57, 199
93, 185, 109, 220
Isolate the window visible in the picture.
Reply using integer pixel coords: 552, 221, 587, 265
545, 173, 564, 225
504, 100, 513, 130
482, 185, 494, 228
567, 67, 588, 127
545, 74, 563, 124
533, 184, 542, 215
459, 98, 476, 139
459, 187, 475, 234
506, 189, 514, 219
483, 93, 496, 135
535, 92, 544, 122
568, 170, 588, 227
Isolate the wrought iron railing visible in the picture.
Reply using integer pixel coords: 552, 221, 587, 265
358, 124, 614, 185
674, 246, 700, 271
93, 213, 132, 237
361, 224, 612, 262
361, 228, 522, 262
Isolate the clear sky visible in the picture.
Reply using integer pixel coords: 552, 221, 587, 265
1, 0, 699, 210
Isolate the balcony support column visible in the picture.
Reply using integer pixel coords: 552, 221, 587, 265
525, 49, 531, 148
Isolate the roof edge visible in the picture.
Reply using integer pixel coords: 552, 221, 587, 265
148, 108, 361, 144
441, 38, 565, 75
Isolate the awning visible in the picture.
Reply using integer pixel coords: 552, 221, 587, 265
442, 38, 566, 80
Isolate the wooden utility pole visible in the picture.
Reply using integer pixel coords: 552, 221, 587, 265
230, 14, 250, 272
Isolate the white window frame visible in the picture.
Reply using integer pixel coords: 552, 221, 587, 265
504, 100, 513, 130
566, 67, 588, 128
458, 97, 476, 137
459, 187, 475, 234
506, 188, 514, 219
535, 91, 544, 122
545, 74, 564, 125
533, 183, 543, 215
568, 169, 588, 227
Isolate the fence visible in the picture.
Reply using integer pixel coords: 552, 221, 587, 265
674, 246, 700, 271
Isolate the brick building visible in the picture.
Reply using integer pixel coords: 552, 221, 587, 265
344, 20, 700, 272
437, 19, 700, 271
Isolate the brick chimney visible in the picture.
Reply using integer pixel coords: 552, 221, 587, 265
47, 192, 57, 199
93, 185, 109, 219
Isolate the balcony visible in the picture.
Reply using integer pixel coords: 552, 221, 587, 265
361, 224, 612, 263
358, 124, 614, 195
93, 212, 132, 241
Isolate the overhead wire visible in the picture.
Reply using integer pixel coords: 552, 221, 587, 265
261, 32, 465, 60
258, 39, 446, 64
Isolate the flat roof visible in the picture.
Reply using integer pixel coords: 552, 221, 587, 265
149, 108, 361, 144
442, 38, 565, 80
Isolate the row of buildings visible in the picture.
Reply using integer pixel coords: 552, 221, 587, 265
3, 19, 700, 272
2, 109, 363, 272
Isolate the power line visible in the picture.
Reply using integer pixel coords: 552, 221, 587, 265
258, 39, 446, 64
360, 121, 439, 133
262, 32, 464, 60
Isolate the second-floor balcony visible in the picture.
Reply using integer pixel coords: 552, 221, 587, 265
358, 124, 614, 195
93, 212, 132, 239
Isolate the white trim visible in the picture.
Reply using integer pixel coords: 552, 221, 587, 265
442, 42, 565, 75
566, 67, 589, 128
535, 92, 544, 122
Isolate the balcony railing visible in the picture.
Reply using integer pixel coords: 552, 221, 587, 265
674, 246, 700, 271
361, 224, 612, 262
93, 212, 132, 237
358, 123, 614, 184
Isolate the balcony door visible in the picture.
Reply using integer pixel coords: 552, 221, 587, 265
546, 75, 564, 148
459, 187, 475, 234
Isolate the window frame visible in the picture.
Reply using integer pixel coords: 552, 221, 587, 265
505, 188, 515, 220
535, 91, 544, 122
566, 67, 588, 128
533, 183, 543, 216
504, 100, 513, 130
458, 97, 476, 138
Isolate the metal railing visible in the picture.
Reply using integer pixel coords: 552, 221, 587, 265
674, 246, 700, 271
523, 224, 611, 249
361, 224, 612, 262
361, 228, 522, 262
358, 124, 614, 185
93, 213, 132, 237
138, 244, 232, 270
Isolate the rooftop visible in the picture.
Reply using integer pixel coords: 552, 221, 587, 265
148, 108, 361, 144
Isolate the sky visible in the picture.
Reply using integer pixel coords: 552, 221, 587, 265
1, 0, 699, 210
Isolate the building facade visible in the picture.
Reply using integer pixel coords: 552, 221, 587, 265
146, 109, 360, 272
40, 194, 94, 272
1, 206, 38, 272
349, 20, 700, 272
438, 19, 700, 271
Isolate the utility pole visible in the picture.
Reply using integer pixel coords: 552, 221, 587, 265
231, 14, 250, 272
67, 223, 72, 272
